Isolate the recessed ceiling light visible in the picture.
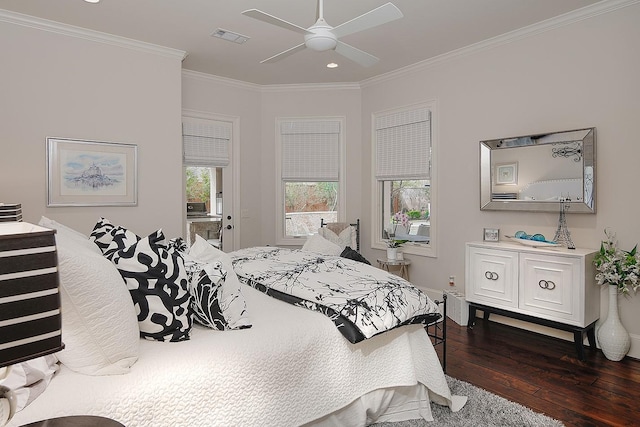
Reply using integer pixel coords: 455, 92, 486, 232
327, 63, 338, 69
84, 0, 100, 3
211, 29, 250, 44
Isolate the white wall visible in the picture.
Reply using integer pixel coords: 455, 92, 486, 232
359, 2, 640, 356
0, 14, 185, 237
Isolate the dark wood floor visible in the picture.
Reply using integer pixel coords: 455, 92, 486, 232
433, 317, 640, 427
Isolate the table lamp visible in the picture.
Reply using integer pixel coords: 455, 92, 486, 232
0, 222, 63, 425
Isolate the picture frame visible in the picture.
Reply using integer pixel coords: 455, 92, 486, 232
495, 162, 518, 185
483, 228, 500, 242
46, 137, 138, 207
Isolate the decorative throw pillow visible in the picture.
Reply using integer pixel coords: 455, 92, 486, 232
340, 246, 371, 265
38, 217, 139, 376
186, 261, 251, 330
318, 226, 354, 250
102, 226, 140, 259
106, 229, 193, 342
89, 217, 116, 253
301, 233, 343, 256
188, 235, 251, 330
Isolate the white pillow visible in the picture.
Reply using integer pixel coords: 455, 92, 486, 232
301, 233, 343, 256
188, 235, 251, 330
38, 218, 139, 375
39, 216, 100, 254
318, 226, 354, 250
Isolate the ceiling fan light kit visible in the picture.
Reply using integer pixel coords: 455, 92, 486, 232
242, 0, 403, 67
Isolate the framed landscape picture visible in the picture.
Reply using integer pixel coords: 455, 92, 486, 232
46, 138, 138, 207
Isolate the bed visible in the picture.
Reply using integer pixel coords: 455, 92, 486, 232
3, 218, 464, 427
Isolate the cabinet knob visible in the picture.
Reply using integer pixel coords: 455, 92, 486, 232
484, 271, 499, 280
538, 280, 556, 290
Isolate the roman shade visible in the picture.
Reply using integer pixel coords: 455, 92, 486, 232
183, 117, 232, 167
375, 107, 431, 180
280, 120, 340, 181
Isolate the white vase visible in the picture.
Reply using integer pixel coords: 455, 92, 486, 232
386, 247, 397, 260
598, 285, 631, 361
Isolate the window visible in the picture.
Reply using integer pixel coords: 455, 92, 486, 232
373, 102, 436, 257
276, 117, 345, 244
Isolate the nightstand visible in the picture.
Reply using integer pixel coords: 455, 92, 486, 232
377, 258, 411, 280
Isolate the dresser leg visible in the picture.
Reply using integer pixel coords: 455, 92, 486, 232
574, 330, 586, 361
468, 305, 477, 328
586, 326, 596, 350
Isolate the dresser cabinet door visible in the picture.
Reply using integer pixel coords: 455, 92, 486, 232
466, 247, 518, 309
519, 253, 581, 325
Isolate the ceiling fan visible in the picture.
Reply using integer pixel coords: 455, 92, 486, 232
242, 0, 403, 67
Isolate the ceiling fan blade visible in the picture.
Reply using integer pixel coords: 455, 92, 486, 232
242, 9, 312, 35
332, 3, 403, 39
260, 43, 307, 64
334, 41, 379, 67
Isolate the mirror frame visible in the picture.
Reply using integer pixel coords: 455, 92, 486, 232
480, 127, 596, 213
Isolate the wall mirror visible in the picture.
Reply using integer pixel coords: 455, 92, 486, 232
480, 127, 595, 213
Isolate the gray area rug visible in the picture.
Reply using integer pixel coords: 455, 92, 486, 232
374, 375, 564, 427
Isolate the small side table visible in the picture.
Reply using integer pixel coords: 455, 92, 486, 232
377, 258, 411, 280
21, 416, 125, 427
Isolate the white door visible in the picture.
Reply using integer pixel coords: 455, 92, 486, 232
183, 111, 239, 252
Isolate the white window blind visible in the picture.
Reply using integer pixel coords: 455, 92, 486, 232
375, 107, 431, 180
183, 117, 231, 167
281, 120, 340, 181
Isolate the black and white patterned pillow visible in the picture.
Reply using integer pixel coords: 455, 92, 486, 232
185, 260, 251, 330
106, 228, 193, 342
89, 217, 116, 253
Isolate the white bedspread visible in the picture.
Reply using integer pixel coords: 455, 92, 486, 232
8, 286, 461, 427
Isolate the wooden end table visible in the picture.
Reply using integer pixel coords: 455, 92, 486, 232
377, 258, 411, 280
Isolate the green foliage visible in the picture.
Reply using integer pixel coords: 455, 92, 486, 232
408, 210, 422, 220
285, 182, 338, 213
186, 167, 211, 202
594, 229, 640, 295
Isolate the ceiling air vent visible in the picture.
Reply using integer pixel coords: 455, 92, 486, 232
211, 28, 249, 44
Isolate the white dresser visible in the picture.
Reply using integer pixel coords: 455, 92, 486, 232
465, 241, 600, 360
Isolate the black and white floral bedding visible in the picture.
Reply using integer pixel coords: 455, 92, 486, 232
230, 247, 441, 343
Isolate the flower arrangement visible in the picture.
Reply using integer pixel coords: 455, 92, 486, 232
387, 211, 410, 248
594, 229, 640, 296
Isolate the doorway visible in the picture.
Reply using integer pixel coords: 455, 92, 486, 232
182, 111, 239, 252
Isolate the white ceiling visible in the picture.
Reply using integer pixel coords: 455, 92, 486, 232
0, 0, 601, 85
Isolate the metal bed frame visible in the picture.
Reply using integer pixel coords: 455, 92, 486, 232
426, 293, 447, 373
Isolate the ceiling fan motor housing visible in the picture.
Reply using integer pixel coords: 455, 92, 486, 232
304, 25, 337, 51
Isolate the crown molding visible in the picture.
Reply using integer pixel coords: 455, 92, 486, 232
361, 0, 640, 88
260, 82, 361, 93
182, 69, 361, 92
0, 8, 187, 61
182, 69, 261, 91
